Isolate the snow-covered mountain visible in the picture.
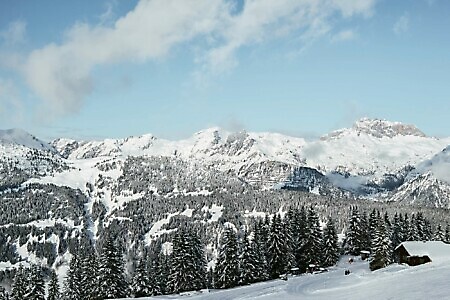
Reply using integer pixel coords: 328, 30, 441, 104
0, 128, 55, 152
2, 118, 449, 199
48, 119, 450, 192
389, 146, 450, 208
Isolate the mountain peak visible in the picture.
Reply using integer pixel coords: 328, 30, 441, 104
0, 128, 55, 152
323, 118, 426, 140
353, 118, 426, 138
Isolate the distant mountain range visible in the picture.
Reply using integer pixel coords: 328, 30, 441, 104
1, 118, 450, 208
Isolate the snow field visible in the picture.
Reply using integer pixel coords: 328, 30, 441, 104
122, 257, 450, 300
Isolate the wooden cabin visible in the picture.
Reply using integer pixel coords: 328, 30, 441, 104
394, 241, 450, 266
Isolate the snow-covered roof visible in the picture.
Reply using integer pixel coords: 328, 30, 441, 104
396, 241, 450, 263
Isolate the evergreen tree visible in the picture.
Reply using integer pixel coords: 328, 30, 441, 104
64, 253, 83, 300
321, 217, 339, 267
415, 212, 426, 240
169, 227, 206, 293
157, 253, 170, 294
252, 220, 269, 282
206, 267, 214, 289
408, 214, 419, 241
304, 207, 323, 267
238, 231, 258, 285
80, 251, 98, 300
292, 206, 308, 272
267, 214, 291, 278
11, 264, 27, 300
215, 226, 240, 288
433, 224, 446, 241
445, 223, 450, 243
188, 229, 207, 291
400, 213, 409, 242
423, 218, 433, 241
360, 212, 370, 251
0, 286, 9, 300
148, 253, 162, 296
370, 222, 392, 271
97, 235, 128, 299
131, 256, 151, 298
344, 206, 363, 255
47, 269, 60, 300
391, 213, 402, 248
368, 209, 379, 246
26, 265, 45, 300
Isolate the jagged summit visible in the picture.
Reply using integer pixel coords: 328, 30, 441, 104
0, 128, 55, 152
353, 118, 426, 138
323, 118, 426, 140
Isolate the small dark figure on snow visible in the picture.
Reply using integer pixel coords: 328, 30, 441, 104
344, 269, 351, 275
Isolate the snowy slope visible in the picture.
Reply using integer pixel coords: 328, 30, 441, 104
123, 257, 450, 300
389, 146, 450, 208
0, 128, 55, 152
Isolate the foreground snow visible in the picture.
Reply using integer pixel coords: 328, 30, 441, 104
122, 257, 450, 300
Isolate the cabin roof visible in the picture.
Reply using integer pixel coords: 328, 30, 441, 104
395, 241, 450, 263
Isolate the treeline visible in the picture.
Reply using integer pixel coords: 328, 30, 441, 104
2, 206, 449, 299
344, 206, 450, 270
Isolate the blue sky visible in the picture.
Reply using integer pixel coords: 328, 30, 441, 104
0, 0, 449, 140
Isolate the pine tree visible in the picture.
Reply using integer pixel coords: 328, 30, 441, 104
360, 212, 370, 251
445, 223, 450, 243
0, 286, 9, 300
64, 253, 83, 300
391, 213, 402, 248
304, 207, 323, 267
408, 214, 419, 241
215, 226, 240, 288
157, 253, 170, 294
370, 222, 392, 271
206, 267, 214, 289
267, 214, 291, 278
169, 227, 206, 293
131, 256, 151, 297
97, 235, 128, 299
433, 224, 446, 241
344, 206, 363, 255
252, 220, 269, 282
321, 217, 339, 267
415, 212, 426, 240
11, 264, 27, 300
47, 269, 60, 300
292, 206, 308, 272
148, 253, 162, 296
188, 229, 207, 291
80, 251, 98, 300
26, 265, 45, 300
238, 231, 259, 285
400, 213, 410, 242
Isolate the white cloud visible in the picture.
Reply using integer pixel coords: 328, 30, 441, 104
393, 13, 409, 35
0, 20, 26, 45
18, 0, 378, 118
331, 29, 357, 43
99, 1, 117, 25
0, 78, 24, 125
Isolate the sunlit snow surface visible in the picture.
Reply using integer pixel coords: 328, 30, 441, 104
121, 256, 450, 300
